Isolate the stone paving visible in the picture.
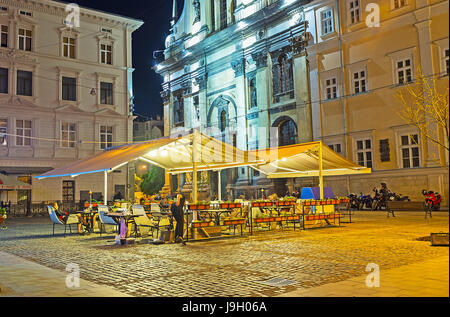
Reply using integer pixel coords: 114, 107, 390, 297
0, 211, 448, 297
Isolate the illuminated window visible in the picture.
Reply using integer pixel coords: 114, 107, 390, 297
63, 36, 76, 59
100, 44, 112, 65
16, 120, 32, 146
393, 0, 407, 9
18, 28, 32, 51
356, 139, 372, 168
100, 126, 113, 150
61, 122, 76, 148
400, 134, 420, 168
349, 0, 361, 24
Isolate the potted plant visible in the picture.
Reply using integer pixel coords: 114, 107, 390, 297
0, 207, 7, 229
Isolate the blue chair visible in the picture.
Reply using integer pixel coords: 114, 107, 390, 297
97, 205, 118, 236
47, 205, 78, 237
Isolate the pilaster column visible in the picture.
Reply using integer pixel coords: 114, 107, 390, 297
414, 16, 440, 167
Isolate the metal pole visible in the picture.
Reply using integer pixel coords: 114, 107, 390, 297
319, 141, 324, 200
218, 171, 222, 201
319, 141, 324, 213
193, 129, 198, 204
104, 171, 108, 206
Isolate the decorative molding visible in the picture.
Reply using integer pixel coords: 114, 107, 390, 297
231, 58, 246, 77
160, 90, 171, 104
251, 51, 268, 69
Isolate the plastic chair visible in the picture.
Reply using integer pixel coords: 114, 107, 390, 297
47, 205, 78, 237
132, 205, 155, 237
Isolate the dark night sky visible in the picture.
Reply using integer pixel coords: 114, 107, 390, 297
68, 0, 185, 119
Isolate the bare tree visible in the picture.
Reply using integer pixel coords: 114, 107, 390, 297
397, 68, 449, 152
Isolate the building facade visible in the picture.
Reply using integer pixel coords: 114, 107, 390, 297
133, 115, 164, 142
0, 0, 143, 207
156, 0, 448, 204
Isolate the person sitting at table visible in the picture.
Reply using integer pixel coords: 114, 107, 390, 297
52, 202, 70, 222
171, 194, 186, 245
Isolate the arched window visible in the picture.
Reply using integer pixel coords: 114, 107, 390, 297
173, 93, 184, 127
220, 110, 227, 132
279, 119, 297, 146
249, 78, 257, 108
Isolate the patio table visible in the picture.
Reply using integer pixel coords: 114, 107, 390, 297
74, 210, 97, 234
105, 212, 139, 238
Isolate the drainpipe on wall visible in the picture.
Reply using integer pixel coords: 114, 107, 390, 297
336, 0, 348, 159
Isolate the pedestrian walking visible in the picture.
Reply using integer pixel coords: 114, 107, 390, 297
171, 194, 186, 245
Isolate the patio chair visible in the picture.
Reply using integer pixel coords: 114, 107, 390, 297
131, 205, 155, 237
97, 205, 118, 236
47, 205, 79, 237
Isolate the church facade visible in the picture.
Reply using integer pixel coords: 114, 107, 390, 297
155, 0, 449, 204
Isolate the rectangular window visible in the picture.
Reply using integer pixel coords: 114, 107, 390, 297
220, 0, 227, 30
1, 24, 8, 48
100, 44, 112, 65
329, 143, 342, 154
62, 77, 76, 101
321, 9, 334, 35
349, 0, 361, 24
17, 70, 32, 96
100, 82, 113, 105
445, 49, 449, 76
18, 28, 32, 51
62, 181, 75, 203
400, 134, 420, 168
0, 67, 8, 94
173, 93, 184, 127
16, 120, 32, 146
211, 0, 216, 32
19, 10, 32, 17
63, 37, 76, 59
393, 0, 407, 9
0, 119, 7, 146
379, 139, 391, 162
100, 126, 113, 150
356, 139, 373, 168
396, 59, 413, 84
353, 70, 367, 94
325, 77, 337, 99
61, 122, 76, 148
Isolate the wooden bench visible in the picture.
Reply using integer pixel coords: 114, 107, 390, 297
385, 201, 429, 218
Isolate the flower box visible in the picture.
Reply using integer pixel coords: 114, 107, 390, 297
303, 201, 311, 206
192, 221, 212, 228
224, 218, 246, 226
188, 204, 211, 211
274, 217, 283, 222
220, 203, 230, 209
281, 216, 288, 221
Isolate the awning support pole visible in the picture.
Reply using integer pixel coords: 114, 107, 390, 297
319, 141, 324, 211
104, 171, 108, 206
218, 171, 221, 201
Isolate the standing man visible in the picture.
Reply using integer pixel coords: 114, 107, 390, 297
171, 194, 186, 245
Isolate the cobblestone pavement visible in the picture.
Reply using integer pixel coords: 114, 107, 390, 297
0, 211, 448, 297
